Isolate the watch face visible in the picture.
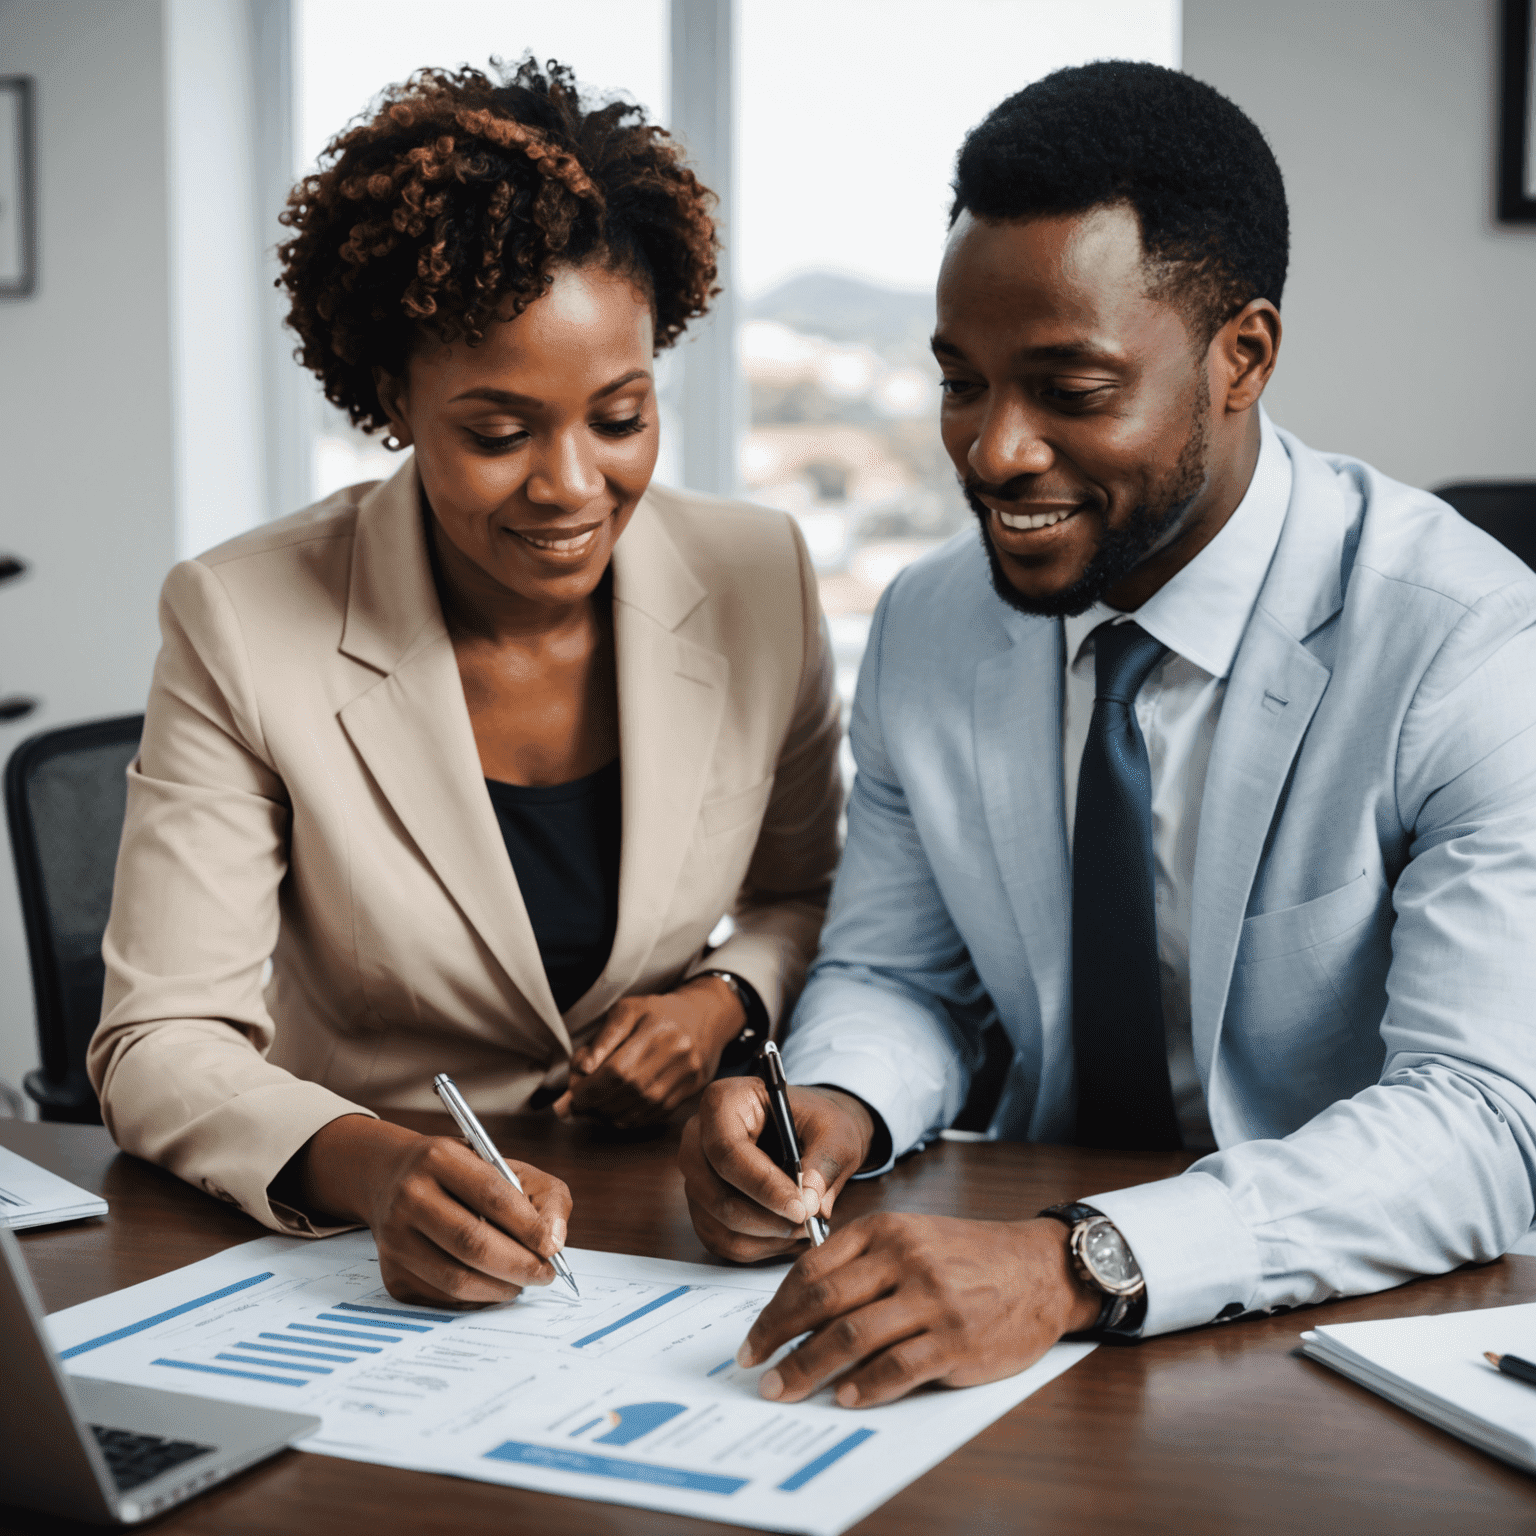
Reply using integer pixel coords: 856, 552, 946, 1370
1081, 1218, 1142, 1292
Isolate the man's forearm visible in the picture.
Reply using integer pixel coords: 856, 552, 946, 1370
1088, 1065, 1536, 1336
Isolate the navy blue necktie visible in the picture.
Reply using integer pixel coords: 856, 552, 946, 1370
1072, 621, 1182, 1151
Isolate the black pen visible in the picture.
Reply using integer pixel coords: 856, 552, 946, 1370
757, 1042, 829, 1246
1485, 1351, 1536, 1387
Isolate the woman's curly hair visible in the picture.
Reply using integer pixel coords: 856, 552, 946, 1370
277, 57, 719, 433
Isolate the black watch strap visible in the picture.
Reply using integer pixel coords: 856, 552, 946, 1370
1040, 1200, 1103, 1227
1039, 1202, 1147, 1338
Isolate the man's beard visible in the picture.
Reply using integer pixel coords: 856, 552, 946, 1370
966, 398, 1211, 619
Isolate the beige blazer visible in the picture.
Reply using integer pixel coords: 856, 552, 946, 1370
89, 464, 843, 1233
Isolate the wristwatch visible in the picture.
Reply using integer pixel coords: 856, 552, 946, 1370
1039, 1202, 1146, 1335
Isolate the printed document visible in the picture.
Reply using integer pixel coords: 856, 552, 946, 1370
46, 1231, 1092, 1534
0, 1143, 107, 1230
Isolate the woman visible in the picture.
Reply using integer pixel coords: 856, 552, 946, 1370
89, 60, 842, 1306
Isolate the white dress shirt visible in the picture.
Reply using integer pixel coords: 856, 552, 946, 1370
1062, 410, 1292, 1150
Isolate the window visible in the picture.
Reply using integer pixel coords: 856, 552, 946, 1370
735, 0, 1179, 708
292, 0, 1179, 709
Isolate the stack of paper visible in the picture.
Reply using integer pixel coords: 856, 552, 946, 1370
1301, 1302, 1536, 1472
0, 1144, 108, 1230
47, 1230, 1093, 1535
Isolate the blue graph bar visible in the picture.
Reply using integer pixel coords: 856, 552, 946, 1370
484, 1440, 746, 1495
332, 1302, 450, 1325
316, 1308, 430, 1333
707, 1359, 734, 1377
572, 1286, 691, 1349
287, 1323, 396, 1345
154, 1357, 306, 1388
59, 1272, 274, 1360
316, 1311, 430, 1333
238, 1339, 351, 1363
218, 1352, 332, 1375
777, 1428, 877, 1491
256, 1334, 356, 1362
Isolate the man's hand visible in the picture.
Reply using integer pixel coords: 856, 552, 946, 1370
735, 1214, 1101, 1407
554, 978, 746, 1128
287, 1115, 572, 1307
680, 1077, 875, 1261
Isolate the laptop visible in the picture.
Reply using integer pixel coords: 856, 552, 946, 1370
0, 1223, 319, 1524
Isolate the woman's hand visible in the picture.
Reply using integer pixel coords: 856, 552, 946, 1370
288, 1115, 572, 1307
554, 977, 747, 1128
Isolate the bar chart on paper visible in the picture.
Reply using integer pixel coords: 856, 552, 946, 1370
46, 1231, 1092, 1535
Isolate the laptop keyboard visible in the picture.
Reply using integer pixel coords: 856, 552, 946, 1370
89, 1425, 216, 1493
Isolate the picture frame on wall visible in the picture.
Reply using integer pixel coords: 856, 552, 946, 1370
1500, 0, 1536, 222
0, 76, 37, 296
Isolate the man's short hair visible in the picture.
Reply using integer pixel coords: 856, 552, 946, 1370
951, 62, 1289, 346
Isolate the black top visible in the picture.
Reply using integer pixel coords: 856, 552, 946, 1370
486, 759, 622, 1014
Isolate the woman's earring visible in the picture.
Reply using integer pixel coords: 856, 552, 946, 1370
383, 433, 403, 451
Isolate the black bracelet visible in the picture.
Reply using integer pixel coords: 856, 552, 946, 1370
693, 970, 768, 1069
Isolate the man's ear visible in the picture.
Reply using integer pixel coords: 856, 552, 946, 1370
1213, 298, 1281, 414
372, 366, 414, 447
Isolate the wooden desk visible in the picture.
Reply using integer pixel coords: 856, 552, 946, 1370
4, 1115, 1536, 1534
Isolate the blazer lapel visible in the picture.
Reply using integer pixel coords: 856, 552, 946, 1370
564, 497, 729, 1031
1190, 431, 1356, 1114
335, 464, 568, 1054
1188, 615, 1328, 1082
974, 609, 1074, 1137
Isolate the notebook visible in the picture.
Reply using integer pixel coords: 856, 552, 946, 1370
1301, 1302, 1536, 1473
0, 1144, 109, 1230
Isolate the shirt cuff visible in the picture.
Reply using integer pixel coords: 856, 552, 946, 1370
779, 1045, 927, 1177
806, 1085, 892, 1173
1085, 1170, 1262, 1337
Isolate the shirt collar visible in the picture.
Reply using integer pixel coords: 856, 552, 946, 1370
1062, 406, 1293, 680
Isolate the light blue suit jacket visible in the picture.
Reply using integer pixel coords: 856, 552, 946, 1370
783, 427, 1536, 1335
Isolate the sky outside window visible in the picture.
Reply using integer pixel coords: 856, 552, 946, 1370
735, 0, 1178, 719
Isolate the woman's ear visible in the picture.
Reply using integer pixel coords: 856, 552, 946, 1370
372, 366, 414, 448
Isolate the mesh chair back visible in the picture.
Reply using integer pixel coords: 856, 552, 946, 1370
5, 715, 143, 1123
1433, 482, 1536, 571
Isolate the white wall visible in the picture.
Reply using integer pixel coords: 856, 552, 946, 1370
1183, 0, 1536, 490
167, 0, 304, 555
0, 0, 284, 1105
0, 0, 179, 1101
166, 0, 268, 555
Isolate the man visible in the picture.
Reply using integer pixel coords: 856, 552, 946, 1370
679, 60, 1536, 1410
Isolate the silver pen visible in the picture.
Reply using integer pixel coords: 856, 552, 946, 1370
432, 1073, 579, 1297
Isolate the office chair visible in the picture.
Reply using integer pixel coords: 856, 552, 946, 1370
5, 715, 143, 1123
1433, 482, 1536, 571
